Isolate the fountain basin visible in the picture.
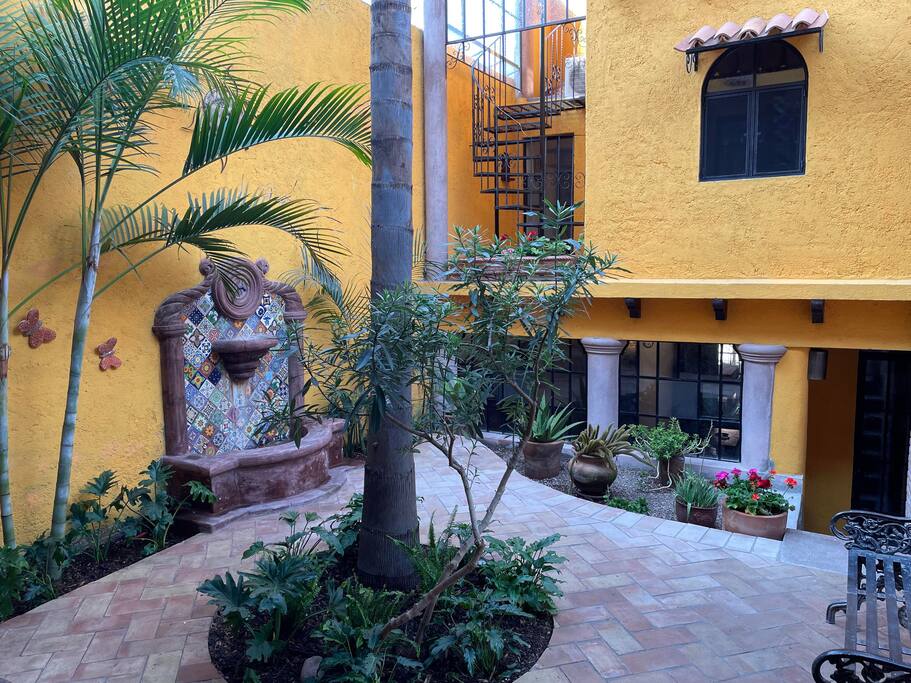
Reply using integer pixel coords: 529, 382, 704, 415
212, 335, 278, 382
163, 418, 346, 531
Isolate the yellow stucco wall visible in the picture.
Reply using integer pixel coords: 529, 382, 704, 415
804, 348, 858, 533
8, 0, 425, 542
585, 1, 911, 282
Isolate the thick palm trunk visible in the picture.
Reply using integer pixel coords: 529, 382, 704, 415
0, 268, 14, 547
50, 216, 102, 539
357, 0, 419, 590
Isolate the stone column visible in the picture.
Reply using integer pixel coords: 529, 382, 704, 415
737, 344, 788, 473
581, 338, 626, 430
423, 0, 448, 276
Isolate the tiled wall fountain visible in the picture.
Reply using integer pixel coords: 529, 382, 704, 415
152, 258, 344, 530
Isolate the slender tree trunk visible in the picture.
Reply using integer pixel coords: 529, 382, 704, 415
357, 0, 419, 590
0, 268, 14, 547
50, 216, 102, 539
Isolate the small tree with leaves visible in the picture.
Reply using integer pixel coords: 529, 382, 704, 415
279, 201, 622, 638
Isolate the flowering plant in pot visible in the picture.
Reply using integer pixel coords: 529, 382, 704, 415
522, 396, 582, 480
674, 470, 720, 528
714, 468, 797, 540
569, 424, 634, 498
630, 418, 712, 487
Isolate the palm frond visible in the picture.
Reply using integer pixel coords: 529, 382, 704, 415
282, 243, 345, 312
100, 187, 346, 269
183, 83, 371, 175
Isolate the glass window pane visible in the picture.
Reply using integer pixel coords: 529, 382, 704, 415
447, 0, 465, 40
639, 342, 657, 377
620, 377, 637, 413
659, 342, 700, 379
465, 0, 483, 38
721, 344, 742, 380
658, 380, 698, 419
706, 46, 755, 92
755, 87, 803, 174
639, 378, 657, 415
721, 383, 741, 419
485, 0, 504, 35
700, 344, 721, 378
756, 41, 805, 83
619, 412, 637, 428
620, 342, 637, 375
702, 93, 750, 178
699, 382, 720, 416
504, 0, 523, 30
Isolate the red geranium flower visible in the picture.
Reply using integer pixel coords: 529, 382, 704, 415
751, 493, 760, 501
785, 477, 798, 488
758, 478, 772, 489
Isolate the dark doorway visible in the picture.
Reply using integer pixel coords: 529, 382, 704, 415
851, 351, 911, 515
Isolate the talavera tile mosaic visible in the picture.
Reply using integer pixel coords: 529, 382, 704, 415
181, 292, 290, 455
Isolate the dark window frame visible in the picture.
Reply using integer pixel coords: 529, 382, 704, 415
619, 341, 744, 462
523, 133, 576, 237
700, 41, 808, 182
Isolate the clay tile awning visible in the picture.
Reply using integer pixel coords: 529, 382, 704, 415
674, 7, 829, 53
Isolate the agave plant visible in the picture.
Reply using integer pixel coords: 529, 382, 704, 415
573, 424, 634, 461
0, 0, 371, 544
529, 396, 582, 444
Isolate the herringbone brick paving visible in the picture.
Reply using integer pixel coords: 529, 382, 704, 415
0, 443, 846, 682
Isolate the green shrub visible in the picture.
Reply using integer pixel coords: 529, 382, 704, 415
428, 589, 530, 681
0, 547, 30, 619
604, 496, 649, 514
68, 470, 128, 564
121, 460, 215, 555
479, 534, 564, 614
315, 580, 420, 682
631, 418, 711, 461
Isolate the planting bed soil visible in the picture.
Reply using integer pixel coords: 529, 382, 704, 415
208, 546, 554, 683
6, 530, 191, 621
490, 442, 708, 525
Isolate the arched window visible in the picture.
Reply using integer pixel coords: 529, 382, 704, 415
701, 41, 807, 181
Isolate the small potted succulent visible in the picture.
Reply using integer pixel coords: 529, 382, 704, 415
714, 468, 797, 540
522, 396, 582, 480
631, 418, 712, 487
569, 424, 634, 498
674, 469, 720, 528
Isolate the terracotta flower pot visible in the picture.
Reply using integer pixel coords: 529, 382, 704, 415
658, 455, 685, 487
722, 506, 788, 540
569, 452, 617, 498
675, 498, 718, 528
523, 440, 563, 479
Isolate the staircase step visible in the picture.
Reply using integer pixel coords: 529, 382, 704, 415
484, 121, 551, 134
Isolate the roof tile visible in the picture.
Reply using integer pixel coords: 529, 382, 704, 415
674, 8, 830, 52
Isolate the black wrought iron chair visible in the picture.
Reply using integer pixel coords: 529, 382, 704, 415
814, 510, 911, 682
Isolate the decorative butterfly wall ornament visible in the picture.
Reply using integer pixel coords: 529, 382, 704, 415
96, 337, 122, 371
17, 308, 56, 348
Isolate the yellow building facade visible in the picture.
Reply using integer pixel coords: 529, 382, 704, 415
438, 1, 911, 533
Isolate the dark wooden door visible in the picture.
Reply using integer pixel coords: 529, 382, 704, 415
851, 351, 911, 515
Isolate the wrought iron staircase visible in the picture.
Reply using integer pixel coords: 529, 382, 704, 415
470, 25, 585, 237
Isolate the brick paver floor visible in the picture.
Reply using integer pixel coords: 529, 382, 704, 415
0, 442, 847, 682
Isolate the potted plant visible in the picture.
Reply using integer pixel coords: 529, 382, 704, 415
631, 418, 712, 487
674, 470, 720, 527
569, 424, 634, 498
714, 468, 797, 540
522, 397, 582, 480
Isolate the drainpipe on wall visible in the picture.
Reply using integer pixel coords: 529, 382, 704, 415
423, 0, 448, 278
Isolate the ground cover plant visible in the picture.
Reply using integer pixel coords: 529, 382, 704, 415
0, 461, 212, 620
203, 501, 564, 682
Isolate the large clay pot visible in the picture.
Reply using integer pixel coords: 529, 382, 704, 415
675, 498, 718, 528
722, 506, 788, 540
658, 455, 685, 487
523, 440, 563, 479
569, 453, 617, 498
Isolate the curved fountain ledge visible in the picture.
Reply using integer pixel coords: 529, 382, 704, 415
163, 418, 347, 532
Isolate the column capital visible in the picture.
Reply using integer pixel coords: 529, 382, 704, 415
581, 337, 626, 356
737, 344, 787, 365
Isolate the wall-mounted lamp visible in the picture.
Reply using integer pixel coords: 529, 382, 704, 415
808, 348, 828, 381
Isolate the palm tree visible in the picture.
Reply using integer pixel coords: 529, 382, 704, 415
356, 0, 419, 590
0, 0, 371, 543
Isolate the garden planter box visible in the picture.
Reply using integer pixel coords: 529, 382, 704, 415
675, 499, 718, 528
523, 440, 563, 479
452, 255, 577, 281
722, 506, 788, 540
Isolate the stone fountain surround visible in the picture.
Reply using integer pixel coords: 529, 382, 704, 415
152, 258, 346, 531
